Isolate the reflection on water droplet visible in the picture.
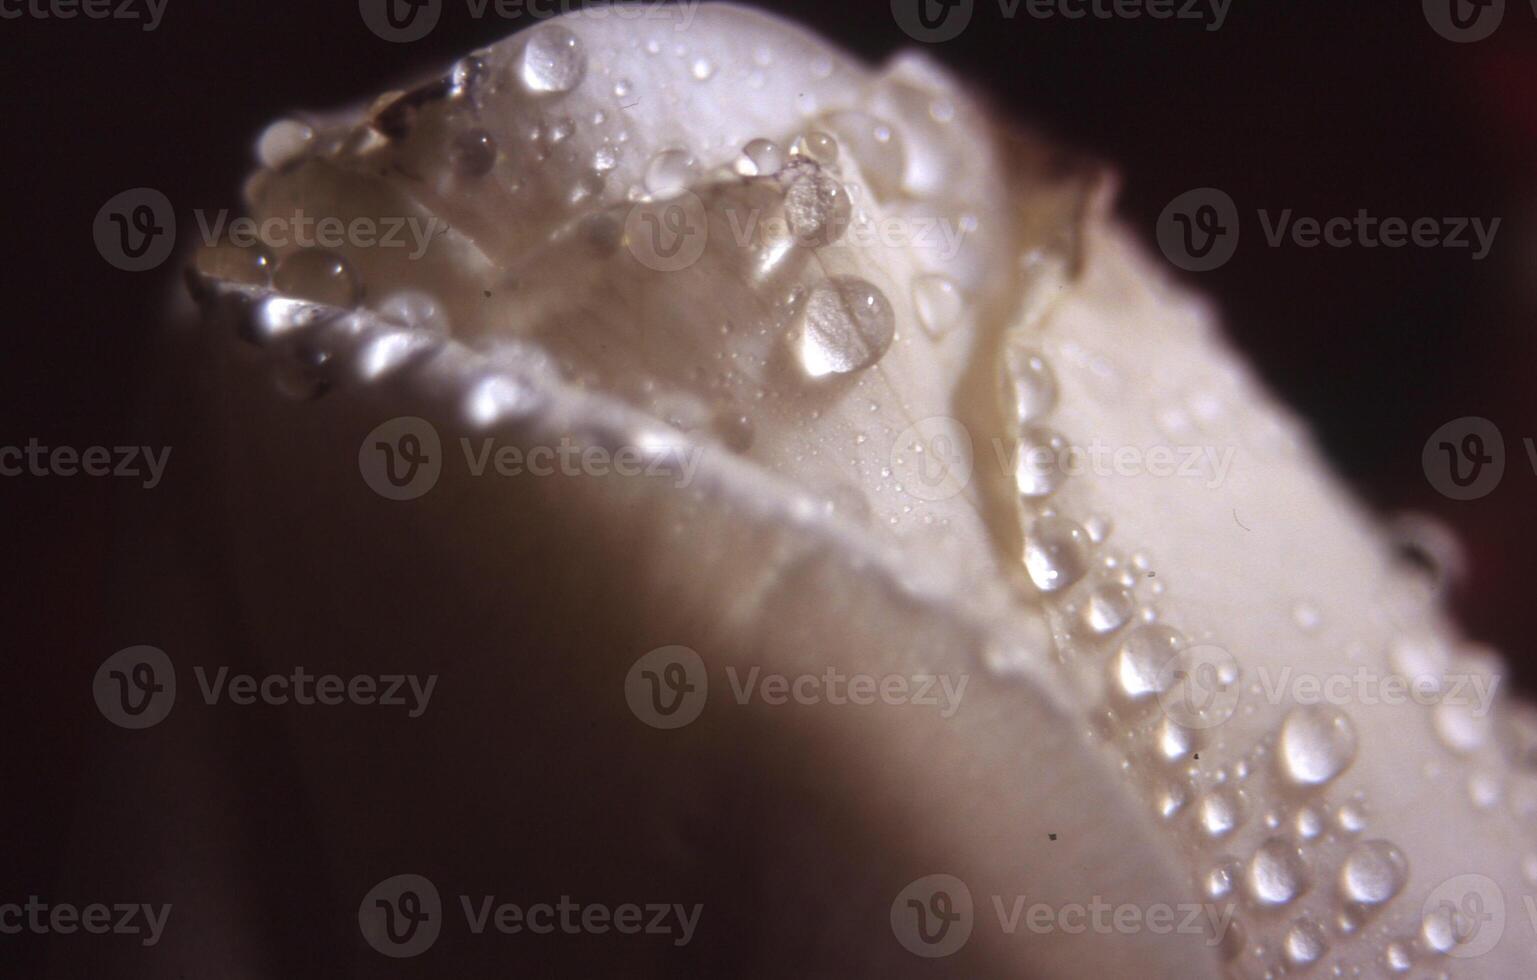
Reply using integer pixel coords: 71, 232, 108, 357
792, 131, 839, 165
738, 138, 784, 177
1198, 787, 1246, 839
912, 274, 963, 339
1384, 941, 1413, 972
451, 128, 498, 178
1278, 704, 1358, 788
1293, 806, 1322, 840
1246, 838, 1309, 907
1340, 839, 1407, 907
1204, 859, 1241, 900
1001, 340, 1058, 427
257, 119, 315, 170
1156, 717, 1192, 763
195, 240, 273, 286
690, 56, 716, 81
1112, 625, 1185, 702
274, 249, 359, 308
1014, 426, 1069, 499
1023, 515, 1091, 593
1283, 916, 1328, 968
519, 26, 587, 94
1084, 583, 1134, 635
1433, 700, 1491, 754
1420, 905, 1457, 954
790, 277, 895, 379
1336, 802, 1367, 834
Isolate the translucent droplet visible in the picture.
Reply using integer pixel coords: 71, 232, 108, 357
1156, 782, 1188, 819
1112, 625, 1185, 701
1293, 806, 1323, 840
593, 145, 619, 173
1336, 802, 1367, 834
1204, 859, 1241, 900
1420, 906, 1457, 954
1468, 769, 1502, 809
449, 54, 488, 102
1389, 633, 1449, 697
737, 138, 784, 177
792, 131, 839, 165
273, 356, 329, 402
1198, 787, 1246, 839
274, 249, 359, 308
1084, 583, 1134, 635
376, 291, 449, 336
256, 119, 314, 170
1022, 515, 1091, 593
1014, 426, 1069, 499
1001, 341, 1058, 427
644, 148, 697, 200
450, 128, 498, 178
1278, 704, 1358, 788
1339, 839, 1408, 907
783, 166, 852, 247
1384, 941, 1413, 972
1433, 700, 1490, 754
1291, 600, 1322, 633
356, 329, 439, 382
1246, 837, 1309, 907
194, 239, 273, 285
790, 277, 895, 379
1156, 716, 1192, 763
518, 26, 587, 94
1283, 917, 1328, 968
690, 56, 716, 81
912, 274, 963, 339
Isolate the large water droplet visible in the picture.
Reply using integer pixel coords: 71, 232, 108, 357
1282, 916, 1328, 968
1278, 704, 1358, 788
518, 26, 587, 94
1001, 341, 1058, 426
790, 277, 895, 379
1112, 625, 1185, 702
256, 119, 315, 170
738, 138, 784, 177
783, 166, 852, 247
1014, 426, 1069, 499
274, 249, 359, 308
1339, 839, 1408, 907
644, 148, 697, 200
451, 128, 498, 178
1023, 515, 1091, 593
1246, 838, 1309, 907
792, 131, 839, 165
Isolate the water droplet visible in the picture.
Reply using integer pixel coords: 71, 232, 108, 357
518, 26, 587, 94
356, 330, 439, 381
376, 291, 449, 336
1468, 770, 1503, 809
783, 166, 852, 246
257, 119, 315, 170
1112, 625, 1185, 701
1283, 916, 1328, 968
1023, 515, 1091, 593
613, 78, 633, 98
644, 148, 697, 199
1156, 716, 1192, 763
1198, 787, 1247, 839
449, 54, 488, 102
1246, 838, 1309, 907
1389, 634, 1449, 697
592, 145, 619, 173
1084, 584, 1134, 635
1156, 782, 1188, 819
194, 239, 273, 285
274, 249, 359, 308
1336, 802, 1367, 834
912, 274, 963, 339
1278, 704, 1358, 788
1339, 839, 1408, 907
273, 352, 329, 401
1204, 859, 1241, 900
466, 374, 542, 427
792, 131, 839, 165
789, 277, 895, 379
1433, 700, 1490, 754
737, 138, 784, 177
451, 128, 498, 178
1001, 341, 1058, 427
1384, 941, 1413, 972
690, 56, 716, 81
1420, 906, 1457, 954
1014, 426, 1069, 499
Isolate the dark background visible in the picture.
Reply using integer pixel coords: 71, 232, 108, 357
1, 0, 1533, 972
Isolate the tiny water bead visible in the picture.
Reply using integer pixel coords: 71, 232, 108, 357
911, 274, 963, 339
1204, 859, 1242, 900
1278, 704, 1359, 788
1022, 515, 1091, 593
737, 138, 784, 177
1339, 839, 1408, 907
689, 56, 716, 81
1283, 917, 1329, 968
1112, 624, 1185, 701
1293, 806, 1323, 840
1083, 583, 1134, 635
792, 130, 839, 165
1246, 838, 1309, 907
256, 119, 315, 170
518, 25, 587, 94
783, 167, 852, 246
450, 128, 498, 178
790, 277, 895, 379
1014, 426, 1070, 499
273, 249, 360, 308
644, 149, 697, 200
1001, 341, 1058, 427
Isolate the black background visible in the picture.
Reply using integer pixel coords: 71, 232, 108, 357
2, 0, 1534, 972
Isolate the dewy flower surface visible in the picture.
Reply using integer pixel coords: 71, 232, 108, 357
122, 3, 1537, 976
